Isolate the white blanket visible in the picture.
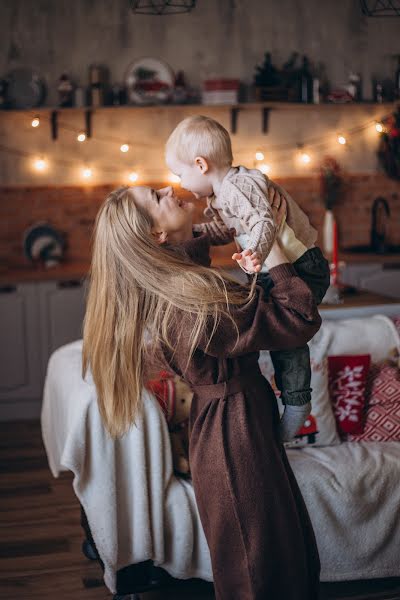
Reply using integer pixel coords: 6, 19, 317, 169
41, 316, 400, 592
41, 341, 212, 593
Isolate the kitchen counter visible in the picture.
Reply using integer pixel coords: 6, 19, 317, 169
0, 261, 91, 285
339, 252, 400, 267
321, 288, 399, 309
0, 251, 400, 285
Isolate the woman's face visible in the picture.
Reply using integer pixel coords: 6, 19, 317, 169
132, 185, 194, 243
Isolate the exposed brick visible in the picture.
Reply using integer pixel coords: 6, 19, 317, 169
1, 175, 399, 267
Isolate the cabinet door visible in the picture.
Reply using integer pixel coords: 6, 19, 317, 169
0, 283, 42, 400
359, 269, 400, 300
38, 280, 87, 378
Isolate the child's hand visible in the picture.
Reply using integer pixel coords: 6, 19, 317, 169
232, 248, 262, 273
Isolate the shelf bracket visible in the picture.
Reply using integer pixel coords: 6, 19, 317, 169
85, 109, 92, 139
261, 107, 270, 134
50, 111, 58, 140
230, 107, 240, 134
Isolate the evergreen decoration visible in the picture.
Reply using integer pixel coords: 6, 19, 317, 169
319, 157, 343, 210
377, 106, 400, 180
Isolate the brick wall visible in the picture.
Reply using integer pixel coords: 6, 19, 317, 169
1, 175, 399, 267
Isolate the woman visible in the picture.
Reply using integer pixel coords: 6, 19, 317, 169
83, 185, 321, 600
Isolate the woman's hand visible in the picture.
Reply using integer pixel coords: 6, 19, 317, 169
268, 187, 286, 230
232, 189, 288, 273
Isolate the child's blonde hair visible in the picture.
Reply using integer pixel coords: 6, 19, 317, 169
165, 115, 233, 168
82, 186, 253, 438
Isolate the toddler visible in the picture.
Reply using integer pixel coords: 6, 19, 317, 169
165, 115, 330, 441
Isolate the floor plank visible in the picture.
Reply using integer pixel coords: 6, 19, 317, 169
1, 420, 400, 600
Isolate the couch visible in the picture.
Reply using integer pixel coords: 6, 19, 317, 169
41, 310, 400, 597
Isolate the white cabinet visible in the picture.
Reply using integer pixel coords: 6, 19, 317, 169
0, 279, 86, 420
341, 263, 400, 300
0, 283, 42, 402
38, 280, 87, 379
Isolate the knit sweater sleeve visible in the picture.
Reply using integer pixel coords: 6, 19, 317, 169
198, 264, 321, 357
193, 213, 235, 246
221, 176, 276, 262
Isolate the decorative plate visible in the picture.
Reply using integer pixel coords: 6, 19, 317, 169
23, 222, 65, 267
125, 57, 174, 105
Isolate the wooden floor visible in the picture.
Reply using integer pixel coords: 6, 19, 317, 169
1, 421, 400, 600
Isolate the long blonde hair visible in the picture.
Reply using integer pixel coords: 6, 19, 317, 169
82, 186, 254, 437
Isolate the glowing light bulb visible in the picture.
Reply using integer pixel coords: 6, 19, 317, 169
33, 157, 47, 172
168, 173, 181, 183
120, 144, 130, 153
82, 167, 92, 179
255, 151, 265, 161
337, 135, 347, 145
300, 152, 311, 164
128, 171, 138, 182
77, 132, 86, 142
259, 163, 271, 175
375, 122, 384, 133
31, 117, 40, 128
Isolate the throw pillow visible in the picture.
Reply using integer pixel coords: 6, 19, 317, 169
328, 354, 371, 436
349, 363, 400, 442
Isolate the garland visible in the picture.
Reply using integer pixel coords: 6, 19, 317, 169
377, 105, 400, 181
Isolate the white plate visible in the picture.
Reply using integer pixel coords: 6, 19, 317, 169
125, 57, 174, 105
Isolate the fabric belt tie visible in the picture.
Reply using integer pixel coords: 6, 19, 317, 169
192, 372, 265, 401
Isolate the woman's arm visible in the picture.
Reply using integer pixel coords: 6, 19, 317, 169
199, 241, 321, 358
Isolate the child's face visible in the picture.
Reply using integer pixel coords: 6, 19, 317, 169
166, 154, 213, 199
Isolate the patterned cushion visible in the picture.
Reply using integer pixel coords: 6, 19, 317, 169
349, 363, 400, 442
328, 355, 371, 435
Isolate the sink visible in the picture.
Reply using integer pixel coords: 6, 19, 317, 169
344, 245, 400, 255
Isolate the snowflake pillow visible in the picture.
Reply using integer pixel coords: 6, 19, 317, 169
328, 354, 371, 436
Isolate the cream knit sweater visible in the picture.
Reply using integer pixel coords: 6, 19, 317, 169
195, 166, 318, 266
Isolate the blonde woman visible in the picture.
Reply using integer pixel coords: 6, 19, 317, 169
83, 185, 321, 600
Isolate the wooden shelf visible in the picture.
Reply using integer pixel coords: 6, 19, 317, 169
2, 101, 396, 115
3, 100, 395, 137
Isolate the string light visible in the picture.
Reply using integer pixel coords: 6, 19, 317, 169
128, 171, 139, 182
14, 108, 396, 180
33, 157, 48, 172
82, 167, 92, 179
299, 151, 311, 165
168, 173, 181, 183
259, 163, 271, 175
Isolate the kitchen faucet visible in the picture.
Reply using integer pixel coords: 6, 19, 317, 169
370, 196, 390, 254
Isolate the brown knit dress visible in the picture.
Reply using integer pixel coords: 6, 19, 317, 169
163, 233, 321, 600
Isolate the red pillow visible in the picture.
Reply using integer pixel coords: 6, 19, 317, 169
391, 315, 400, 336
328, 354, 371, 435
349, 363, 400, 442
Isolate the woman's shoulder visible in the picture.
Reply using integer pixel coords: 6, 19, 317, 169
176, 232, 211, 267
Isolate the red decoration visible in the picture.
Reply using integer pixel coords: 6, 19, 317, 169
146, 371, 175, 422
328, 354, 371, 435
377, 106, 400, 181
